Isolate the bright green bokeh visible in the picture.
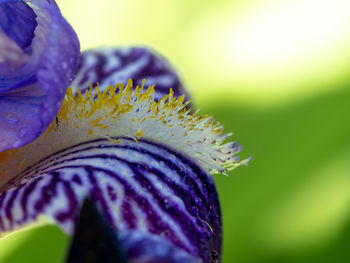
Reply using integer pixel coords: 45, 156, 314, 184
1, 0, 350, 262
58, 0, 350, 104
0, 224, 69, 263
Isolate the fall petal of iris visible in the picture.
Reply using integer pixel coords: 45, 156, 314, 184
0, 138, 221, 263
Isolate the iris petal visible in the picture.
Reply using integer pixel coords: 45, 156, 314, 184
71, 47, 190, 103
0, 1, 37, 53
0, 0, 80, 152
0, 138, 221, 262
119, 230, 200, 263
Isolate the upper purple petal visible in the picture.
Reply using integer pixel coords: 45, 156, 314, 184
0, 1, 37, 53
0, 0, 80, 152
71, 47, 190, 103
0, 138, 222, 262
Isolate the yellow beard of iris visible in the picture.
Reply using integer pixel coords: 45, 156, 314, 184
0, 79, 247, 188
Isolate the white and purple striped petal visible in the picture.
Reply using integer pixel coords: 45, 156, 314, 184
119, 230, 200, 263
71, 47, 190, 103
0, 0, 80, 152
0, 137, 222, 263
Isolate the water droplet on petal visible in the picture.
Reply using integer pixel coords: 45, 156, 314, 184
56, 101, 62, 109
5, 113, 18, 124
12, 140, 22, 148
0, 139, 9, 148
19, 127, 31, 138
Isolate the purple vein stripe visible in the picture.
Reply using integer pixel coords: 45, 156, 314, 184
71, 47, 191, 104
0, 137, 221, 262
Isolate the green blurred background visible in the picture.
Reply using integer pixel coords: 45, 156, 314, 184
1, 0, 350, 262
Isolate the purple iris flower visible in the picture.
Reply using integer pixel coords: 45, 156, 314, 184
0, 1, 249, 262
